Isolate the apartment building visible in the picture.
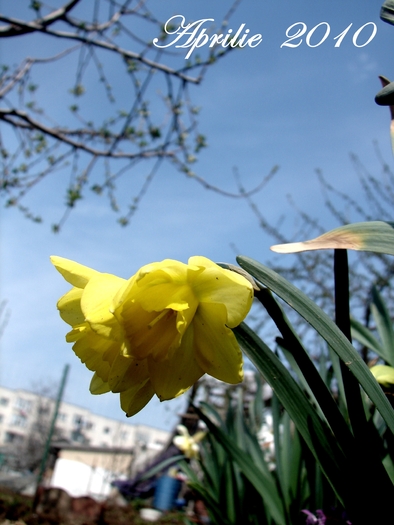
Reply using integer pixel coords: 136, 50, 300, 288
0, 386, 174, 498
0, 385, 170, 455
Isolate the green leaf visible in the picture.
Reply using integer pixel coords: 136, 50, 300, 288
197, 405, 287, 525
237, 256, 394, 436
139, 454, 184, 480
236, 322, 394, 520
277, 337, 325, 421
327, 345, 347, 416
371, 286, 394, 366
234, 323, 347, 491
280, 411, 303, 513
351, 317, 386, 362
254, 286, 354, 451
383, 453, 394, 485
381, 1, 394, 26
181, 460, 232, 525
222, 459, 237, 523
248, 373, 264, 432
270, 221, 394, 255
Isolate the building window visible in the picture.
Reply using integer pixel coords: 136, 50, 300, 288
38, 405, 51, 416
85, 421, 94, 430
103, 427, 111, 434
71, 430, 89, 444
4, 431, 24, 444
15, 398, 32, 411
73, 414, 83, 425
0, 414, 3, 423
136, 432, 148, 444
57, 412, 67, 422
0, 397, 9, 407
10, 413, 28, 428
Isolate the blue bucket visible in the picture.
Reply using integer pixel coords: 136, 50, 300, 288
153, 475, 182, 511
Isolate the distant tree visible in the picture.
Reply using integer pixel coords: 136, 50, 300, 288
0, 0, 249, 230
241, 4, 394, 347
12, 384, 66, 472
23, 398, 65, 472
237, 147, 394, 354
0, 300, 10, 340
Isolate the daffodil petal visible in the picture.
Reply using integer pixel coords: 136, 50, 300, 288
127, 260, 195, 313
188, 256, 219, 270
120, 380, 155, 417
65, 325, 86, 343
176, 424, 189, 436
175, 307, 198, 341
115, 301, 182, 361
193, 431, 206, 443
148, 324, 205, 401
108, 354, 150, 393
72, 326, 120, 382
51, 256, 99, 288
90, 372, 111, 394
57, 287, 84, 326
82, 273, 126, 339
173, 436, 187, 448
370, 364, 394, 388
189, 257, 253, 327
136, 281, 192, 312
137, 259, 189, 285
173, 433, 201, 459
194, 302, 243, 384
111, 261, 186, 313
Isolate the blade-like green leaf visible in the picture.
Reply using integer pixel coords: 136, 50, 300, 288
327, 345, 347, 416
351, 317, 386, 362
381, 2, 394, 27
281, 411, 303, 513
140, 454, 184, 480
371, 286, 394, 366
197, 405, 287, 525
237, 256, 394, 436
254, 287, 353, 450
248, 373, 264, 433
270, 221, 394, 255
222, 460, 237, 523
181, 460, 232, 525
199, 437, 222, 495
236, 322, 394, 520
277, 337, 326, 422
383, 454, 394, 485
234, 322, 347, 504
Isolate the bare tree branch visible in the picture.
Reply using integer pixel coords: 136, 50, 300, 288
0, 108, 176, 159
239, 146, 394, 353
0, 0, 254, 230
0, 0, 82, 36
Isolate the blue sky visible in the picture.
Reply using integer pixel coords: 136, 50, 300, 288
1, 0, 393, 431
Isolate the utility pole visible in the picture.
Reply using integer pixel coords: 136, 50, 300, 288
33, 364, 69, 505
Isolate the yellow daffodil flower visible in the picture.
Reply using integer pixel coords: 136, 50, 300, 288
173, 424, 206, 459
370, 364, 394, 389
51, 255, 253, 417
